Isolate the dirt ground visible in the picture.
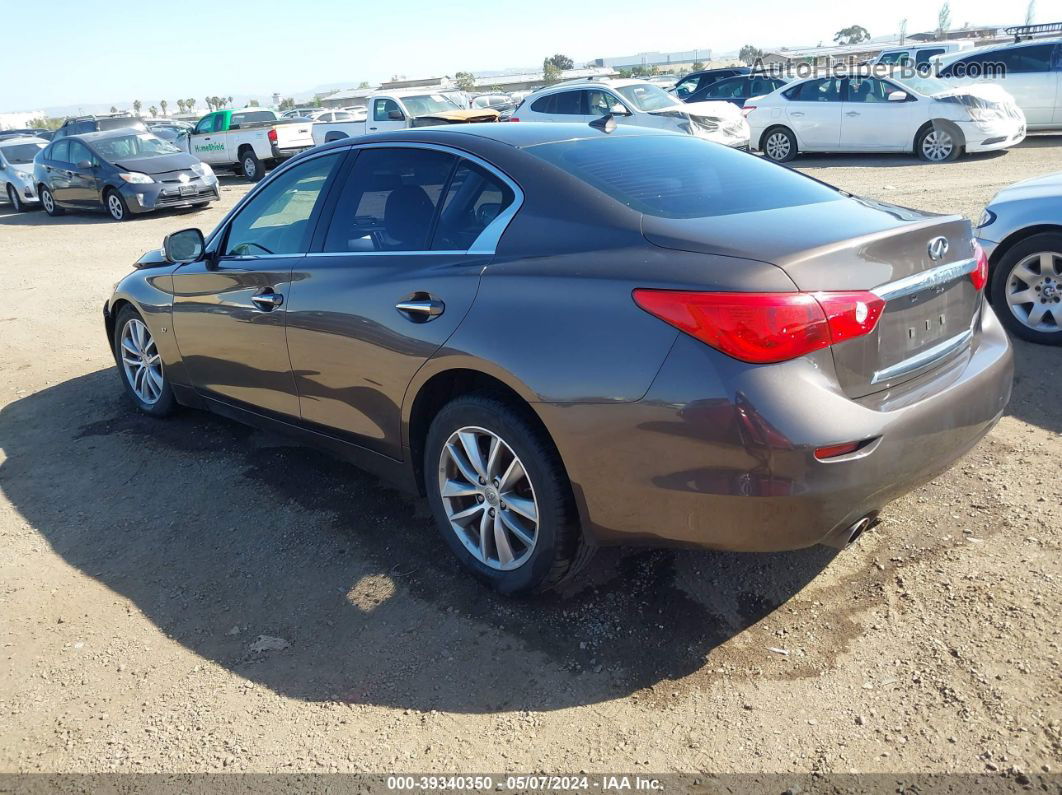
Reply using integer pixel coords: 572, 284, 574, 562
0, 137, 1059, 778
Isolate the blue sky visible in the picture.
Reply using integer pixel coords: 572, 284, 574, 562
4, 0, 1057, 112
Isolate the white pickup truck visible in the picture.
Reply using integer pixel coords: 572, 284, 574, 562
311, 90, 498, 145
182, 108, 315, 181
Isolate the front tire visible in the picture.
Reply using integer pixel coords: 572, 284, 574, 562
761, 127, 797, 163
916, 122, 962, 162
7, 184, 25, 212
40, 186, 64, 216
424, 395, 589, 595
989, 233, 1062, 345
113, 305, 177, 416
240, 149, 264, 182
105, 189, 130, 221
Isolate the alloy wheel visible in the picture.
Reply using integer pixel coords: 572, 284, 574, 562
244, 157, 256, 179
437, 426, 539, 571
7, 184, 22, 212
921, 129, 954, 161
41, 189, 54, 213
765, 132, 790, 160
120, 318, 164, 404
1005, 251, 1062, 332
107, 193, 125, 220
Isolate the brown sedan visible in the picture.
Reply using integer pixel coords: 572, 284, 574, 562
103, 124, 1013, 594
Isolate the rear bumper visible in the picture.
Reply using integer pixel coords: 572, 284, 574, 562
539, 304, 1013, 552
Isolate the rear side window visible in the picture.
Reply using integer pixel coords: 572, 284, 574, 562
433, 161, 515, 250
527, 135, 842, 219
785, 78, 843, 102
50, 140, 71, 163
531, 91, 584, 114
323, 147, 457, 252
993, 43, 1058, 73
704, 77, 746, 98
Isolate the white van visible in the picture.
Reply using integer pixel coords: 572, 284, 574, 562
869, 40, 976, 70
935, 38, 1062, 129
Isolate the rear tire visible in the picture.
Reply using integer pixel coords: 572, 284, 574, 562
916, 121, 962, 162
40, 186, 64, 216
424, 395, 589, 595
761, 126, 797, 163
6, 184, 25, 213
240, 148, 264, 182
989, 232, 1062, 345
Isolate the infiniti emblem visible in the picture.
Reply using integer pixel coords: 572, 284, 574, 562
928, 236, 949, 261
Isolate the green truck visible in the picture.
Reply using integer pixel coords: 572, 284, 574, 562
181, 108, 315, 181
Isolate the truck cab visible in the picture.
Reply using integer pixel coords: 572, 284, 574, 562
186, 108, 315, 180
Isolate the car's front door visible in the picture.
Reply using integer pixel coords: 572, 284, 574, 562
784, 77, 843, 150
190, 113, 224, 164
170, 150, 345, 417
839, 77, 914, 151
286, 145, 517, 459
367, 97, 409, 134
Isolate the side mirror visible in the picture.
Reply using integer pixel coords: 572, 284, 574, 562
163, 228, 205, 264
387, 110, 406, 121
887, 90, 909, 102
609, 104, 632, 116
77, 159, 93, 169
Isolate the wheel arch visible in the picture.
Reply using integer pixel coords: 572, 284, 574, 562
759, 123, 796, 151
914, 118, 966, 152
985, 224, 1062, 302
403, 365, 561, 497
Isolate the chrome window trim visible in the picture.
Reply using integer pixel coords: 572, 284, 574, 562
871, 257, 976, 302
871, 329, 973, 385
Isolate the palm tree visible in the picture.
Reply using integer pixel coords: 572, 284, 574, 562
187, 98, 196, 113
160, 99, 168, 117
133, 100, 142, 115
109, 106, 118, 114
149, 106, 158, 117
176, 99, 186, 114
227, 96, 234, 107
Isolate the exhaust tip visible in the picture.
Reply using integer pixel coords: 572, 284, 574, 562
847, 516, 872, 546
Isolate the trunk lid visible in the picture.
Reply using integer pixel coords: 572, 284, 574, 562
642, 196, 981, 397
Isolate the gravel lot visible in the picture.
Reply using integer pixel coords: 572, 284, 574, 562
0, 137, 1059, 777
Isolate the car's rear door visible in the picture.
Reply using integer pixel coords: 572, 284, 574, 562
285, 144, 518, 459
43, 139, 74, 203
783, 77, 843, 149
170, 149, 345, 417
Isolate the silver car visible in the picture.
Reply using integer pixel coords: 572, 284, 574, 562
0, 136, 47, 212
977, 171, 1062, 345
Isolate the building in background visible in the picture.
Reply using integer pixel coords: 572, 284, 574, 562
590, 48, 712, 72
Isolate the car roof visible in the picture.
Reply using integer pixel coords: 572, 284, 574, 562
0, 135, 48, 145
524, 78, 659, 99
319, 121, 680, 151
936, 35, 1062, 63
68, 127, 156, 142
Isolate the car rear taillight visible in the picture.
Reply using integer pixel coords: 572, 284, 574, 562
970, 242, 989, 291
742, 105, 756, 117
268, 129, 278, 144
632, 289, 885, 364
508, 117, 520, 122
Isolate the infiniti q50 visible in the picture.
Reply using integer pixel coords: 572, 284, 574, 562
103, 124, 1013, 594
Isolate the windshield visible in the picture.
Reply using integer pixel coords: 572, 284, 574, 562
402, 94, 462, 115
614, 83, 676, 112
527, 134, 842, 219
891, 74, 956, 96
1, 142, 45, 164
92, 133, 181, 161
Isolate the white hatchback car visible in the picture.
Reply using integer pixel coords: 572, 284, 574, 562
935, 37, 1062, 130
746, 71, 1026, 163
511, 78, 750, 149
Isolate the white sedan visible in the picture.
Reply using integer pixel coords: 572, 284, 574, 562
746, 71, 1026, 163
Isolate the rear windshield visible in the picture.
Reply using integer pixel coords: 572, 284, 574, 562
526, 134, 843, 218
0, 142, 45, 164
